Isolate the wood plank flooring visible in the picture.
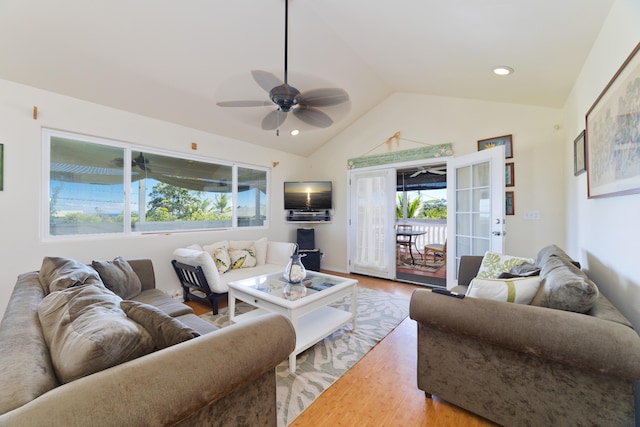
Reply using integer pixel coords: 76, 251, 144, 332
185, 271, 497, 427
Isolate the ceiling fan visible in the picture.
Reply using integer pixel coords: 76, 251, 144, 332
410, 165, 447, 178
216, 0, 349, 132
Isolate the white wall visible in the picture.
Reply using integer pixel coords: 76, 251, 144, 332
564, 0, 640, 328
0, 79, 307, 317
308, 92, 565, 272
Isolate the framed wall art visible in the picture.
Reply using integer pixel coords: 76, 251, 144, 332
506, 162, 515, 187
573, 130, 586, 176
478, 134, 513, 158
505, 191, 514, 215
586, 42, 640, 198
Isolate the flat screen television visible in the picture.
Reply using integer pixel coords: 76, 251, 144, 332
284, 181, 332, 211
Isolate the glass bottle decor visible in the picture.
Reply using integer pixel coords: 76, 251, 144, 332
283, 244, 307, 300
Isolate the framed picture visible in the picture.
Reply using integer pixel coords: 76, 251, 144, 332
586, 42, 640, 198
505, 191, 514, 215
478, 134, 513, 158
505, 162, 515, 187
573, 130, 586, 176
0, 144, 3, 191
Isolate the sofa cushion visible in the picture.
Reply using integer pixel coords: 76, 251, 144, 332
173, 247, 224, 293
476, 251, 535, 279
466, 276, 542, 304
229, 245, 257, 270
266, 241, 296, 266
202, 240, 229, 257
39, 256, 104, 294
38, 284, 154, 383
120, 300, 200, 350
91, 257, 142, 299
531, 255, 599, 313
130, 289, 194, 317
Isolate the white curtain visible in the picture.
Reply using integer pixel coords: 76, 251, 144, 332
350, 169, 395, 277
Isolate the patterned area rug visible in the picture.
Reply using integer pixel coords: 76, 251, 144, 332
199, 287, 409, 426
397, 259, 444, 273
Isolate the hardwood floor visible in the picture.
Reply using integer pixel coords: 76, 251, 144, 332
185, 272, 497, 427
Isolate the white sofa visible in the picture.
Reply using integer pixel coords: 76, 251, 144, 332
173, 238, 296, 313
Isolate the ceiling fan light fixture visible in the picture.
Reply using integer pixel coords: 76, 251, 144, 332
493, 66, 514, 76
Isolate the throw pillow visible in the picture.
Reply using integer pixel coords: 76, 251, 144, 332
229, 245, 257, 269
120, 300, 200, 350
531, 256, 599, 313
39, 256, 104, 294
92, 257, 142, 299
202, 240, 229, 258
212, 247, 231, 274
229, 238, 268, 265
38, 284, 154, 383
476, 251, 535, 279
466, 276, 542, 304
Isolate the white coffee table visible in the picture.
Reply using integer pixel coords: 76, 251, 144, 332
227, 271, 357, 373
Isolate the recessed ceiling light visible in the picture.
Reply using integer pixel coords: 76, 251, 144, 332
493, 66, 514, 76
290, 129, 300, 136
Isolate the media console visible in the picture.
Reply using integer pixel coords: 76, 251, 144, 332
287, 210, 331, 222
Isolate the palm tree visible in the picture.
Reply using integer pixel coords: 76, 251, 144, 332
396, 194, 422, 219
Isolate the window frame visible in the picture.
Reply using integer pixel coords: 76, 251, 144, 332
42, 128, 269, 240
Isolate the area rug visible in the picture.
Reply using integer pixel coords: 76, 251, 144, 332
397, 259, 444, 273
199, 287, 409, 426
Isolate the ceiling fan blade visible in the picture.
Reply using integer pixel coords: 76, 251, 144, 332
410, 171, 422, 178
293, 107, 333, 128
429, 169, 447, 175
251, 70, 283, 93
261, 109, 288, 130
299, 88, 349, 107
216, 100, 273, 107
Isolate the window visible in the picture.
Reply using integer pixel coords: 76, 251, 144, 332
45, 130, 268, 237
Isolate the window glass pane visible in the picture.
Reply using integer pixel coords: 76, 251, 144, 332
237, 167, 267, 227
49, 137, 125, 235
456, 166, 471, 189
132, 152, 233, 232
472, 162, 490, 187
456, 189, 471, 212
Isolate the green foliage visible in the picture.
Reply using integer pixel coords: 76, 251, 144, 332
420, 199, 447, 219
396, 195, 422, 219
144, 182, 230, 222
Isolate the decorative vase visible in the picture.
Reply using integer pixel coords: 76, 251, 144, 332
283, 244, 307, 300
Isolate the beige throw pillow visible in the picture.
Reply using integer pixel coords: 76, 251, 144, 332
466, 276, 542, 304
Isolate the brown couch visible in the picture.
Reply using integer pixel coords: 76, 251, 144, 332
0, 258, 296, 426
410, 245, 640, 426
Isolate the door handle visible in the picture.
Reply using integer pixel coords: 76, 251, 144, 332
492, 231, 502, 236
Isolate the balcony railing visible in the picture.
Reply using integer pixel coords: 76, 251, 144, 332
397, 219, 447, 255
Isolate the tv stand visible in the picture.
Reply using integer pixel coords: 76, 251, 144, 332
287, 210, 331, 222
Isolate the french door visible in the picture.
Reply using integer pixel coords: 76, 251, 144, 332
347, 168, 396, 279
446, 146, 505, 286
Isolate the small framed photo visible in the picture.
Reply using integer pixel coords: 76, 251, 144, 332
478, 134, 513, 158
505, 191, 514, 215
505, 162, 515, 187
573, 130, 586, 176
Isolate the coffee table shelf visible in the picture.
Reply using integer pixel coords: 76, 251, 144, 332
227, 271, 357, 373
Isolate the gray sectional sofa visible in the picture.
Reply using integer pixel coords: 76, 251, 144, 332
410, 245, 640, 426
0, 257, 296, 426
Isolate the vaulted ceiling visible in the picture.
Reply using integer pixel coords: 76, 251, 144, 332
0, 0, 614, 156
